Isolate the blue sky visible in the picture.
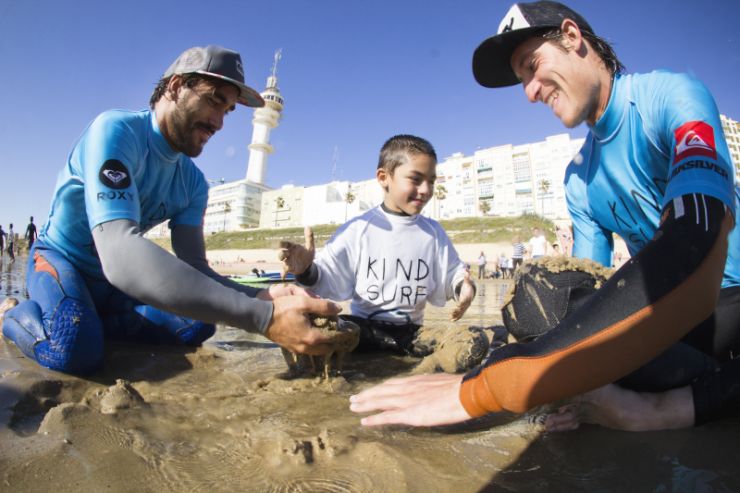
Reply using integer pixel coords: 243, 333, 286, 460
1, 0, 739, 231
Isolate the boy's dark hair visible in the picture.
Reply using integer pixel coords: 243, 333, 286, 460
543, 27, 625, 76
378, 135, 437, 174
149, 73, 215, 109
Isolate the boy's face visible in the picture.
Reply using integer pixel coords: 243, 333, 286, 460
377, 153, 436, 216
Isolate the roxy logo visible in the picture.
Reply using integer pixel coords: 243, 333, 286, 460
673, 121, 717, 164
98, 159, 131, 189
102, 169, 126, 184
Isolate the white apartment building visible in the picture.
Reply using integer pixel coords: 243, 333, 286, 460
721, 114, 740, 182
204, 180, 269, 233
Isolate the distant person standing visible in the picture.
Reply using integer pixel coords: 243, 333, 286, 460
555, 223, 573, 257
498, 252, 508, 279
25, 217, 37, 251
6, 224, 15, 261
511, 236, 526, 270
0, 225, 5, 257
477, 251, 487, 280
527, 227, 547, 259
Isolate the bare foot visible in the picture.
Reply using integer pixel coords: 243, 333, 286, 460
544, 383, 695, 432
0, 297, 19, 333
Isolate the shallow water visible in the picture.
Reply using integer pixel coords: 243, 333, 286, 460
1, 254, 739, 493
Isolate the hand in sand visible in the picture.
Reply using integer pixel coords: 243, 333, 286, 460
265, 295, 342, 355
257, 283, 318, 301
543, 383, 695, 432
451, 271, 475, 321
349, 373, 472, 427
278, 226, 315, 279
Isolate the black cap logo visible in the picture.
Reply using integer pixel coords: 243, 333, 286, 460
99, 160, 131, 189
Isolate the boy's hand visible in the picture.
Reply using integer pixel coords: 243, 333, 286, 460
278, 226, 315, 279
450, 272, 475, 321
257, 283, 318, 301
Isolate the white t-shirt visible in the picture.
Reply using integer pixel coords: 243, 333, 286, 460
528, 234, 547, 257
305, 206, 467, 325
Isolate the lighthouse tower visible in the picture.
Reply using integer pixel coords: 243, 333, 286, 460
246, 49, 284, 184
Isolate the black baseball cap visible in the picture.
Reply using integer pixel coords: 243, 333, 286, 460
472, 1, 594, 88
164, 45, 265, 107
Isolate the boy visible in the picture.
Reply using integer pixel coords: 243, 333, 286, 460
6, 224, 14, 261
280, 135, 477, 360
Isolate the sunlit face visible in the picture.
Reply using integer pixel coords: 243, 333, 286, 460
377, 153, 436, 216
510, 35, 601, 128
166, 78, 238, 157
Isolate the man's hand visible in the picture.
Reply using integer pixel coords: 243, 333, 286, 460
257, 283, 318, 301
264, 294, 341, 355
450, 272, 475, 321
278, 226, 315, 279
349, 373, 471, 427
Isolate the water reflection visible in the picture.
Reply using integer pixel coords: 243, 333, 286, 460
1, 253, 26, 298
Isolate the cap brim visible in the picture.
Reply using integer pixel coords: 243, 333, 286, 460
472, 27, 549, 88
196, 70, 265, 107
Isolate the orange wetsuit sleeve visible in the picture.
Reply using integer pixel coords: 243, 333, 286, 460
460, 195, 733, 417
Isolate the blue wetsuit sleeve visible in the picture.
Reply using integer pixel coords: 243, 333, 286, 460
81, 113, 142, 229
92, 219, 274, 334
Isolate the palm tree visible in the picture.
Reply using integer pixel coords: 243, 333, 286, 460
434, 184, 447, 219
479, 200, 491, 216
538, 179, 550, 217
344, 185, 356, 221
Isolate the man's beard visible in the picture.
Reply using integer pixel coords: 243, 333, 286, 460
169, 107, 213, 158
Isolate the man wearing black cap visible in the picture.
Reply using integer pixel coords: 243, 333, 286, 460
0, 45, 339, 375
350, 2, 740, 431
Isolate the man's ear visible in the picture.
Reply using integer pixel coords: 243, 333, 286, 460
559, 18, 583, 52
166, 75, 184, 101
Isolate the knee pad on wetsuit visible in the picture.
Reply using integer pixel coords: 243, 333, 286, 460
36, 297, 104, 374
133, 305, 215, 346
4, 297, 103, 374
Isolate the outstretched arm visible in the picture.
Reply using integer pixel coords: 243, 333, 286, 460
93, 219, 340, 354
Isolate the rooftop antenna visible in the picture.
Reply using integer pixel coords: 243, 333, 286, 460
331, 145, 339, 182
271, 48, 282, 78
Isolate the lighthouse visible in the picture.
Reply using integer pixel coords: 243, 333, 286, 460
246, 49, 284, 184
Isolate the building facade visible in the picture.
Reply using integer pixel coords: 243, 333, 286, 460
721, 114, 740, 182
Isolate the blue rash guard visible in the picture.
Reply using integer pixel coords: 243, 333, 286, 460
565, 71, 740, 288
42, 109, 209, 279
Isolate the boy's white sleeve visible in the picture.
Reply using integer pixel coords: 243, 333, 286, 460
300, 224, 357, 301
427, 226, 468, 306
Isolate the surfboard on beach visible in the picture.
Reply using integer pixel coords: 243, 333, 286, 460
229, 271, 295, 287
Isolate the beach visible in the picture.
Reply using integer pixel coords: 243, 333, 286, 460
1, 248, 738, 492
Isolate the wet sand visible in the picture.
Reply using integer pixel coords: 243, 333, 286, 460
2, 252, 740, 492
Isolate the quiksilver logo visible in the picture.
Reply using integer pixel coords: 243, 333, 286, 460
673, 121, 717, 164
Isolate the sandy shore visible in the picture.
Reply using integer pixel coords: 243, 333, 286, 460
207, 242, 533, 275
